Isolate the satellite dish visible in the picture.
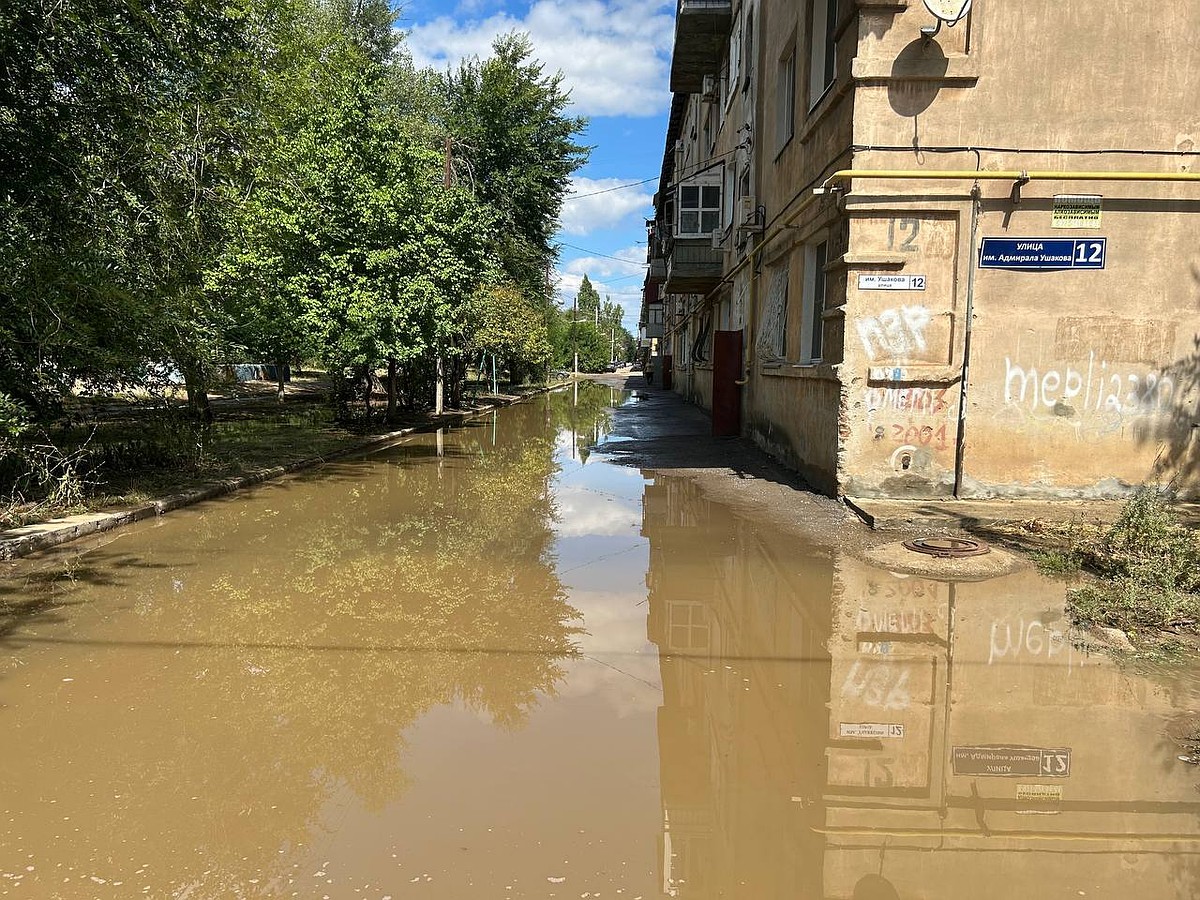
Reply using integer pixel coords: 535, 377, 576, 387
922, 0, 972, 23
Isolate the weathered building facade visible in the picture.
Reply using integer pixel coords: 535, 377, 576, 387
644, 0, 1200, 499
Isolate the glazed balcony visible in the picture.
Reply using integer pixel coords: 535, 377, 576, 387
664, 235, 723, 294
669, 0, 733, 93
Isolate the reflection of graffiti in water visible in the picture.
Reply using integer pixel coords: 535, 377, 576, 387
841, 660, 911, 710
988, 617, 1076, 670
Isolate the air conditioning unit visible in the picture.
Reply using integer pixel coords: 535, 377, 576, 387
701, 74, 719, 103
737, 196, 762, 231
711, 228, 726, 250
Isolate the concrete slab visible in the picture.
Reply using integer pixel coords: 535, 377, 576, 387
845, 496, 1200, 532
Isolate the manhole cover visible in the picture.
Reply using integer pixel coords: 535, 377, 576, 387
902, 537, 991, 558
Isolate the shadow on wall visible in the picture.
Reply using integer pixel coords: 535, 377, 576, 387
889, 39, 949, 149
1140, 333, 1200, 496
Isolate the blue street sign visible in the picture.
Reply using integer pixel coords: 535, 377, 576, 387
979, 237, 1106, 270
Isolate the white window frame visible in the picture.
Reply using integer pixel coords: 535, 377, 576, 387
676, 177, 723, 236
668, 601, 710, 652
777, 42, 796, 151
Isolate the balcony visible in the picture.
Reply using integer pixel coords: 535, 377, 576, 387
669, 0, 733, 93
664, 235, 723, 294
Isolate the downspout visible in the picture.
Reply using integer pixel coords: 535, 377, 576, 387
953, 181, 982, 498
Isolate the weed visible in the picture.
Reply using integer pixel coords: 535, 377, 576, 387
1062, 489, 1200, 647
1031, 548, 1083, 577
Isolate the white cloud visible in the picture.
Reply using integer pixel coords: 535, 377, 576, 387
560, 177, 655, 235
554, 484, 642, 537
403, 1, 676, 118
562, 243, 645, 279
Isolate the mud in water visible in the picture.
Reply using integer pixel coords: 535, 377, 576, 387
2, 382, 1199, 898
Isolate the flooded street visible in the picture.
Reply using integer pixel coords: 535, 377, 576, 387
2, 382, 1199, 898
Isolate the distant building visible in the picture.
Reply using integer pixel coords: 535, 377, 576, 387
642, 0, 1199, 499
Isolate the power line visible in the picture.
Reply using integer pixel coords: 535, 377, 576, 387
564, 176, 657, 199
555, 241, 649, 265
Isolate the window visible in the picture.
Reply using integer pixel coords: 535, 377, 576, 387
729, 19, 741, 92
756, 262, 789, 361
743, 7, 755, 92
648, 305, 664, 326
801, 241, 828, 362
723, 166, 735, 231
809, 0, 838, 108
777, 44, 796, 150
678, 182, 722, 235
668, 602, 710, 651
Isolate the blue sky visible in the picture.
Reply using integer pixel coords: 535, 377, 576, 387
397, 0, 674, 334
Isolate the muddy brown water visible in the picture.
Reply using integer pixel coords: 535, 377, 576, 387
2, 383, 1199, 899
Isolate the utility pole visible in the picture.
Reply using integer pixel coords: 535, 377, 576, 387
572, 285, 579, 377
436, 135, 452, 416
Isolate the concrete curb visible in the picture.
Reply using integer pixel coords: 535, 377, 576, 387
0, 385, 565, 562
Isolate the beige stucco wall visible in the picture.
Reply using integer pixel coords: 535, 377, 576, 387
839, 0, 1200, 498
662, 0, 1198, 498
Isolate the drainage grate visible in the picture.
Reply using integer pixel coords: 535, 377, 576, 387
902, 537, 991, 559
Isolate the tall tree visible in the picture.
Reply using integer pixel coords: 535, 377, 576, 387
576, 275, 601, 324
0, 0, 258, 419
440, 34, 588, 304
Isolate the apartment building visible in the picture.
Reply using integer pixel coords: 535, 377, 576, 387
642, 0, 1199, 499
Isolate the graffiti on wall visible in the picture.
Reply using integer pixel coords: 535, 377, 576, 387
988, 618, 1079, 671
1004, 352, 1175, 425
857, 305, 931, 362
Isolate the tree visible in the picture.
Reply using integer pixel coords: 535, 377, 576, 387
0, 0, 260, 420
576, 275, 601, 324
439, 33, 588, 309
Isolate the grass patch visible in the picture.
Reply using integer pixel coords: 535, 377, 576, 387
1058, 490, 1200, 648
1031, 548, 1084, 577
2, 403, 365, 529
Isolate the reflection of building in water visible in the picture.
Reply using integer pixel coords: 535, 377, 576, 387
643, 473, 834, 898
643, 475, 1200, 899
825, 557, 1200, 899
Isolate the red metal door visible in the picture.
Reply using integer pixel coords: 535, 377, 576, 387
711, 330, 743, 436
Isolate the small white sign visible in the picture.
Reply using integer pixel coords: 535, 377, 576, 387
839, 723, 905, 739
858, 274, 926, 291
1016, 784, 1064, 801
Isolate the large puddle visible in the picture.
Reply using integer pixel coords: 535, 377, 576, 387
2, 382, 1199, 898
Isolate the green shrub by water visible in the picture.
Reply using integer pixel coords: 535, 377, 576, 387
1062, 490, 1200, 641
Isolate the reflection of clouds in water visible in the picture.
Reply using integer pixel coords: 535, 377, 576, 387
558, 589, 661, 717
553, 485, 641, 537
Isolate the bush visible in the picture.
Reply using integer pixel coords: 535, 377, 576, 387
1063, 489, 1200, 643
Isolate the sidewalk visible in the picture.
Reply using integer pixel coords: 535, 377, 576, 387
595, 376, 1195, 547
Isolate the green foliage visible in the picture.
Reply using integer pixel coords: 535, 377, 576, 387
1061, 489, 1200, 645
1069, 579, 1199, 637
471, 281, 553, 368
1031, 548, 1084, 577
1094, 490, 1200, 592
440, 33, 588, 300
2, 0, 589, 515
576, 275, 601, 321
